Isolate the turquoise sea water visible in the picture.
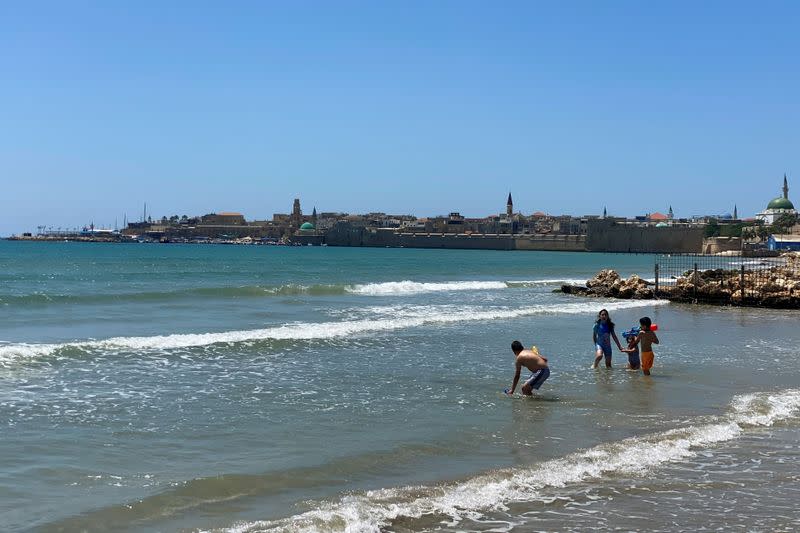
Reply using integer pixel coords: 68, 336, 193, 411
1, 241, 799, 532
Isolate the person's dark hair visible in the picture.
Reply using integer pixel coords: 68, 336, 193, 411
596, 309, 615, 329
511, 340, 524, 354
639, 316, 652, 331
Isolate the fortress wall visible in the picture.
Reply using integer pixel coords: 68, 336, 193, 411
319, 224, 586, 251
323, 225, 401, 247
514, 234, 586, 251
702, 237, 743, 254
167, 225, 269, 238
586, 220, 703, 253
398, 233, 515, 250
290, 234, 326, 245
318, 221, 698, 253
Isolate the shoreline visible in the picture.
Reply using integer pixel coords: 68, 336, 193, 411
4, 235, 299, 245
3, 236, 785, 257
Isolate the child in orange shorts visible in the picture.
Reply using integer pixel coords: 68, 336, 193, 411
632, 316, 659, 375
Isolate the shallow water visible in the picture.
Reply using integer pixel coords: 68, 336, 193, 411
1, 241, 798, 532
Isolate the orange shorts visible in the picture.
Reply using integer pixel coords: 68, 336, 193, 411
641, 351, 655, 370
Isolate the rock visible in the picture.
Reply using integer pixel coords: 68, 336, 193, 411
613, 274, 642, 298
586, 270, 620, 289
583, 269, 626, 297
560, 284, 589, 295
610, 278, 624, 291
759, 281, 783, 293
760, 295, 800, 309
616, 285, 635, 298
705, 284, 731, 299
633, 286, 654, 299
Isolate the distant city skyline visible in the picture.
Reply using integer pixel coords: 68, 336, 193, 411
9, 187, 779, 235
2, 1, 799, 236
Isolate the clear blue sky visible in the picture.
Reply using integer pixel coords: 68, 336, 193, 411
1, 0, 798, 235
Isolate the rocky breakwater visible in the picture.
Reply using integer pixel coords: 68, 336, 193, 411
561, 254, 800, 308
666, 257, 800, 308
560, 270, 654, 299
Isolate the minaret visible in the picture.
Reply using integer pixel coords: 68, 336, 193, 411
733, 204, 738, 220
784, 173, 789, 199
292, 198, 302, 226
506, 193, 513, 217
668, 205, 673, 219
312, 206, 317, 225
603, 206, 607, 218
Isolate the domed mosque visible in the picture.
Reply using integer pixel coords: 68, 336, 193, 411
299, 206, 317, 232
757, 174, 796, 224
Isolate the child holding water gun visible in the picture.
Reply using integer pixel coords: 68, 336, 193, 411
623, 317, 660, 375
620, 328, 641, 370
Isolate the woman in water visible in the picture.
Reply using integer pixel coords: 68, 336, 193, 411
592, 308, 623, 368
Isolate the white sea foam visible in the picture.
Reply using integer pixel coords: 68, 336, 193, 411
347, 280, 508, 295
346, 279, 590, 295
731, 389, 800, 427
506, 279, 588, 287
221, 389, 800, 533
0, 299, 667, 365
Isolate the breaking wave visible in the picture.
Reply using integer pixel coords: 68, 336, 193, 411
0, 279, 591, 307
0, 299, 664, 365
222, 389, 800, 533
349, 279, 589, 294
348, 280, 508, 295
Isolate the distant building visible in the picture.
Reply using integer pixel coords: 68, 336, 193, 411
273, 198, 313, 235
447, 212, 464, 227
201, 212, 245, 225
768, 234, 800, 251
291, 198, 302, 227
757, 174, 796, 224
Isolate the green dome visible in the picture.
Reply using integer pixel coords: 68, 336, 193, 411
656, 222, 669, 227
767, 197, 795, 210
299, 222, 315, 230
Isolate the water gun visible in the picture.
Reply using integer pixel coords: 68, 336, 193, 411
622, 324, 658, 339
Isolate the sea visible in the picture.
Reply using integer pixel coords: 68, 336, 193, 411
1, 241, 799, 532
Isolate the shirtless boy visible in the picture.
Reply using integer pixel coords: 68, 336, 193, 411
506, 340, 550, 396
631, 316, 660, 375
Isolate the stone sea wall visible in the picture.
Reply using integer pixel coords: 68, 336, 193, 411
314, 223, 586, 251
307, 220, 703, 253
585, 219, 703, 253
